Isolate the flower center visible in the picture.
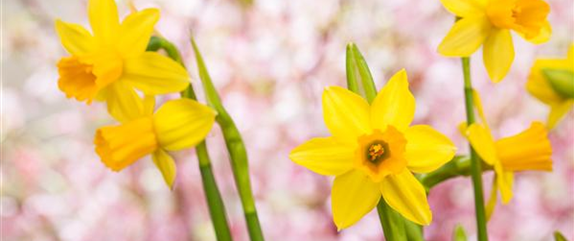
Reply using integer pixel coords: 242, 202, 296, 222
486, 0, 549, 38
367, 142, 389, 164
355, 126, 408, 182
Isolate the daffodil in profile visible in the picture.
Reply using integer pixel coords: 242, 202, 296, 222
95, 97, 216, 188
55, 0, 190, 122
526, 44, 574, 129
461, 91, 553, 216
466, 122, 552, 214
437, 0, 552, 83
289, 70, 457, 229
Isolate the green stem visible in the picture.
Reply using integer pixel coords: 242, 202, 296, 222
377, 200, 407, 241
461, 57, 489, 241
190, 37, 265, 241
147, 37, 233, 241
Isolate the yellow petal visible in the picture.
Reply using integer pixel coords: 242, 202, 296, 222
371, 69, 415, 131
153, 99, 216, 151
88, 0, 120, 44
548, 100, 573, 129
54, 20, 95, 55
289, 137, 355, 176
322, 86, 371, 143
438, 16, 492, 57
152, 149, 177, 189
521, 20, 552, 44
122, 52, 190, 95
485, 180, 497, 220
526, 59, 570, 105
117, 9, 160, 58
483, 29, 514, 83
404, 125, 457, 173
467, 123, 498, 166
439, 0, 486, 17
331, 170, 381, 230
472, 89, 489, 129
496, 122, 553, 171
494, 163, 513, 204
380, 169, 432, 225
105, 81, 144, 123
95, 117, 158, 171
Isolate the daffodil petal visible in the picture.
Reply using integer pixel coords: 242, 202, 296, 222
472, 90, 489, 130
404, 125, 457, 173
123, 52, 190, 95
467, 124, 498, 166
54, 20, 95, 55
494, 163, 513, 204
117, 9, 160, 58
438, 16, 491, 57
439, 0, 485, 17
485, 180, 497, 220
105, 82, 144, 123
289, 137, 355, 176
380, 170, 432, 225
153, 99, 216, 151
88, 0, 119, 44
152, 149, 177, 189
483, 29, 514, 83
323, 86, 371, 143
548, 100, 573, 129
332, 170, 381, 230
521, 20, 552, 44
371, 69, 415, 131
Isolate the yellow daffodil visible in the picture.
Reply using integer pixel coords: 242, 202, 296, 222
95, 97, 216, 188
55, 0, 190, 122
466, 122, 552, 215
526, 44, 574, 129
438, 0, 552, 83
289, 70, 457, 229
461, 91, 552, 217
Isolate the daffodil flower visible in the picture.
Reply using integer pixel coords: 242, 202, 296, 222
526, 44, 574, 129
289, 70, 457, 229
55, 0, 190, 122
466, 122, 552, 215
461, 91, 552, 217
95, 97, 216, 188
438, 0, 551, 83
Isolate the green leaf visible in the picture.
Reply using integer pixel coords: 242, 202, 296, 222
345, 43, 377, 103
542, 68, 574, 99
555, 231, 569, 241
453, 225, 468, 241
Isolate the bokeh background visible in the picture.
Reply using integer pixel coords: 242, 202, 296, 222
2, 0, 573, 240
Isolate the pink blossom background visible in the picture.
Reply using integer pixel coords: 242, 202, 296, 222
2, 0, 573, 240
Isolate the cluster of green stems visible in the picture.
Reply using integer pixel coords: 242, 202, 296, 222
147, 36, 493, 240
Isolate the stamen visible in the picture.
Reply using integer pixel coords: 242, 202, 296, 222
368, 143, 385, 162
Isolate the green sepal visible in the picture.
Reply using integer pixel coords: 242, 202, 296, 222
453, 225, 468, 241
554, 231, 569, 241
542, 68, 574, 99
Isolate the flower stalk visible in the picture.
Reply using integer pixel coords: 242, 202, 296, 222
147, 37, 233, 241
461, 57, 489, 241
191, 37, 265, 241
